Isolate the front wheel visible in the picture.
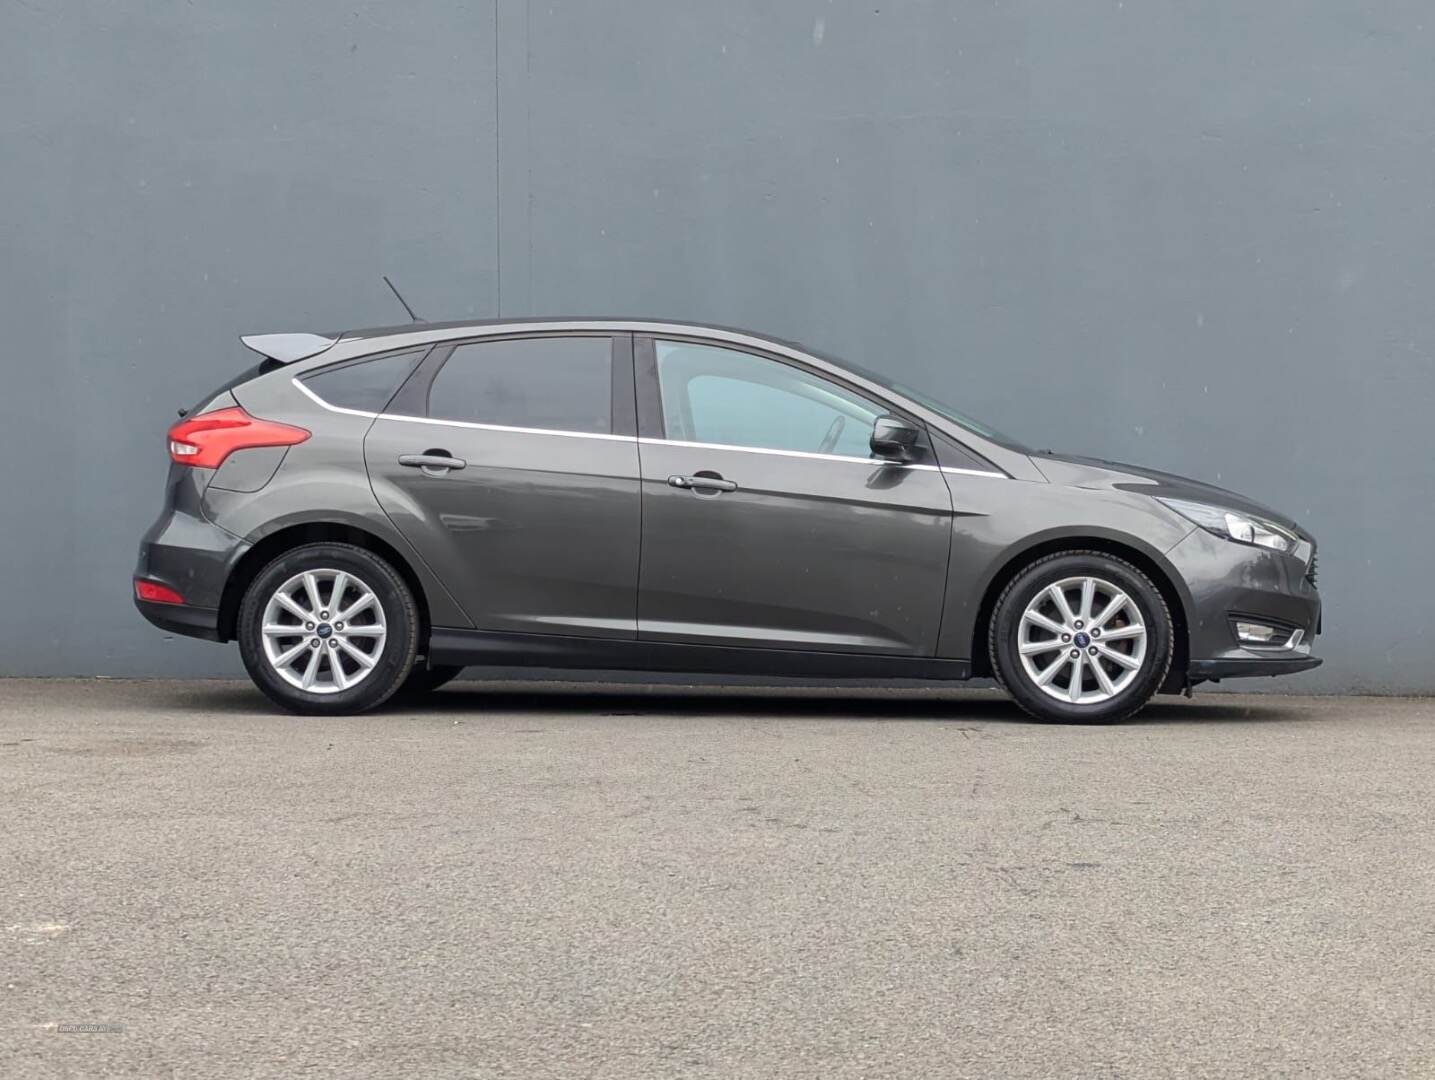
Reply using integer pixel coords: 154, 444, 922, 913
237, 542, 421, 715
989, 551, 1173, 724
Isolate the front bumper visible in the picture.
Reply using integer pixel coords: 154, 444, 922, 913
1165, 525, 1322, 683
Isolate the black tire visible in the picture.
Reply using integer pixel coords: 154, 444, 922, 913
237, 542, 421, 715
399, 663, 464, 697
989, 551, 1173, 724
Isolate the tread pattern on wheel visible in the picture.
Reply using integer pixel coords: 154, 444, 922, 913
987, 549, 1174, 724
238, 541, 421, 715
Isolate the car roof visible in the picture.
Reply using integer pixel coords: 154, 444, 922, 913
334, 317, 806, 350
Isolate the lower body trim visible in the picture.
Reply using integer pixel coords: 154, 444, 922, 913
429, 628, 971, 681
1187, 656, 1322, 681
134, 599, 222, 642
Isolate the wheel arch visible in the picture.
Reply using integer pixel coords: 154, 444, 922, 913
967, 531, 1190, 687
217, 521, 434, 647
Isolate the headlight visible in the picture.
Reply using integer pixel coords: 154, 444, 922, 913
1157, 497, 1299, 554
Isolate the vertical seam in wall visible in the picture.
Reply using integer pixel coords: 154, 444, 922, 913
495, 0, 532, 317
525, 0, 532, 309
494, 0, 502, 316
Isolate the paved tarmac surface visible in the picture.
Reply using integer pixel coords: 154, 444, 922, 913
2, 679, 1433, 1079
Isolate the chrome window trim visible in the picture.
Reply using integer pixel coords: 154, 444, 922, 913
293, 377, 631, 442
641, 436, 1003, 476
941, 465, 1008, 479
292, 378, 385, 419
643, 435, 886, 466
284, 319, 1036, 479
294, 377, 1007, 475
375, 411, 632, 443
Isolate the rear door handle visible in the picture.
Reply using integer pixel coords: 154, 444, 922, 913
399, 450, 467, 474
668, 473, 737, 493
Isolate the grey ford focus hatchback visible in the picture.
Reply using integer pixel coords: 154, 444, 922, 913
135, 319, 1321, 721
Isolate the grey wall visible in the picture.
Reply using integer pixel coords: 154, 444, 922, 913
3, 2, 1431, 692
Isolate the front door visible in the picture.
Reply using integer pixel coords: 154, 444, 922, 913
635, 337, 954, 655
365, 333, 641, 638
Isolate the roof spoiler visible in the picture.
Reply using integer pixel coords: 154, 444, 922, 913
239, 332, 338, 364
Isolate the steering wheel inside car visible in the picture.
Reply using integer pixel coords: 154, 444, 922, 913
818, 415, 846, 454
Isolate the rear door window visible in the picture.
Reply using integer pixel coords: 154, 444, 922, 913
427, 336, 613, 434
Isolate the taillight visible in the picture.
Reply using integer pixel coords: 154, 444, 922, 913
167, 406, 309, 468
135, 579, 184, 605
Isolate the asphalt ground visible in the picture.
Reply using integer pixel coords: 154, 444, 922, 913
2, 678, 1432, 1078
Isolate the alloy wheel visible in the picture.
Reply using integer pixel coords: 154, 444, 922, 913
260, 568, 388, 694
1017, 575, 1147, 705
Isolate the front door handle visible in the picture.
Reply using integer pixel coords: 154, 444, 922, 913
668, 473, 738, 493
399, 450, 467, 474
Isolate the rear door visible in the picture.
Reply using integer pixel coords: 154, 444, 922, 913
634, 336, 954, 655
364, 333, 641, 638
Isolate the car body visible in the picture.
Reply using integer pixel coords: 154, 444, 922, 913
135, 318, 1321, 720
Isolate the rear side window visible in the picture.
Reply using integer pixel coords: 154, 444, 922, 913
428, 337, 612, 434
302, 350, 425, 413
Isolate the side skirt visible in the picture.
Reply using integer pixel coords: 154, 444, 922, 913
428, 628, 973, 682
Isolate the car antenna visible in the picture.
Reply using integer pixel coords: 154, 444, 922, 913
382, 275, 421, 323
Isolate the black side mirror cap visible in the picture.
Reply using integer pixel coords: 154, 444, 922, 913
870, 415, 920, 461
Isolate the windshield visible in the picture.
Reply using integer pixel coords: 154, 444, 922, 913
837, 358, 1030, 452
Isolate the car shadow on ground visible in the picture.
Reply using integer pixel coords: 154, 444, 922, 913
420, 685, 1308, 725
174, 680, 1316, 726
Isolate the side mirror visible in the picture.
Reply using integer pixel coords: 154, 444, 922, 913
870, 415, 920, 461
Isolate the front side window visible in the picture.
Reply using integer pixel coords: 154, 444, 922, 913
428, 336, 612, 434
655, 341, 885, 457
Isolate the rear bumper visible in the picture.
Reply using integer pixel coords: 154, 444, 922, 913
135, 598, 222, 642
135, 481, 249, 643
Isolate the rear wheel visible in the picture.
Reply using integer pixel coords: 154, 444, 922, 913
989, 551, 1173, 723
237, 543, 420, 715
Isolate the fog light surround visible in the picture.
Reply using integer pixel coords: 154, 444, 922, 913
1232, 619, 1303, 649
